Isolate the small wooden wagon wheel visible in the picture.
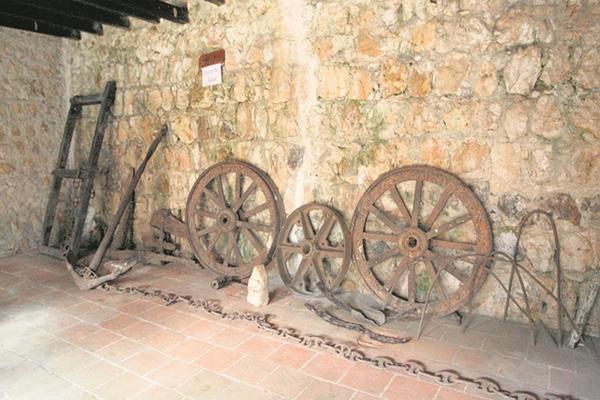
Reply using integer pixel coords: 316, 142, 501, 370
351, 165, 492, 317
276, 203, 351, 296
185, 160, 285, 278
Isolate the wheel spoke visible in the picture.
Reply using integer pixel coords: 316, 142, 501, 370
291, 257, 311, 288
195, 209, 218, 219
279, 242, 303, 255
426, 213, 471, 239
317, 213, 336, 241
318, 248, 345, 259
237, 220, 272, 233
216, 175, 227, 207
206, 231, 220, 252
443, 264, 469, 283
241, 202, 270, 219
232, 181, 258, 212
367, 246, 401, 268
423, 258, 448, 300
411, 179, 423, 228
407, 264, 416, 304
300, 210, 314, 240
196, 225, 219, 237
390, 187, 411, 225
232, 232, 245, 264
426, 250, 469, 283
312, 255, 327, 284
241, 226, 266, 255
383, 256, 412, 297
234, 172, 242, 203
222, 232, 234, 267
423, 188, 452, 230
203, 189, 221, 208
361, 232, 398, 243
430, 238, 477, 253
369, 205, 402, 234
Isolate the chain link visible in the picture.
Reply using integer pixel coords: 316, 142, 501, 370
97, 281, 570, 400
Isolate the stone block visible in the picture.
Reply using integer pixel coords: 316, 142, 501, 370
382, 59, 409, 98
530, 95, 564, 140
433, 53, 471, 96
504, 46, 541, 95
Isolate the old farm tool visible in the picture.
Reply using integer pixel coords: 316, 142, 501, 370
144, 208, 188, 254
351, 165, 492, 317
87, 124, 168, 272
276, 203, 352, 296
40, 81, 116, 262
185, 160, 285, 278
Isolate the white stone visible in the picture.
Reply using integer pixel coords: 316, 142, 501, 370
504, 47, 541, 95
247, 265, 269, 307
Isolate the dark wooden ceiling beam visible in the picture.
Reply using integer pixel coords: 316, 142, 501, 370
1, 1, 102, 35
0, 12, 80, 39
0, 0, 194, 39
128, 0, 189, 24
9, 0, 130, 29
72, 0, 161, 24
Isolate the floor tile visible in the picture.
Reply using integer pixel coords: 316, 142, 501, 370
258, 366, 320, 398
339, 364, 394, 396
145, 360, 198, 388
236, 335, 283, 359
383, 375, 439, 400
301, 352, 354, 382
167, 338, 213, 362
182, 319, 227, 340
93, 372, 152, 400
194, 346, 244, 372
224, 355, 278, 385
297, 379, 356, 400
121, 348, 173, 375
208, 326, 248, 348
177, 369, 233, 398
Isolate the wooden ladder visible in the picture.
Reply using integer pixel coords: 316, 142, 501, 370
40, 81, 116, 262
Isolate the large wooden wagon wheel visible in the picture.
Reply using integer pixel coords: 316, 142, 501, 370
276, 203, 351, 296
351, 165, 492, 317
185, 160, 285, 278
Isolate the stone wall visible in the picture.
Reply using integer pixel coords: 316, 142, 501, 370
67, 0, 600, 333
0, 28, 67, 257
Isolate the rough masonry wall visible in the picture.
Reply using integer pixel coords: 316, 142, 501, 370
0, 28, 67, 257
68, 0, 600, 332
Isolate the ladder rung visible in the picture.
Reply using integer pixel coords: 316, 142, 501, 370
52, 168, 89, 179
71, 93, 103, 106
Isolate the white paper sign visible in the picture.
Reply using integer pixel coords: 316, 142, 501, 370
201, 63, 222, 87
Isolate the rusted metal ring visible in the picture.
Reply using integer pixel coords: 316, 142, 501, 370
276, 203, 352, 296
185, 160, 285, 278
350, 165, 493, 317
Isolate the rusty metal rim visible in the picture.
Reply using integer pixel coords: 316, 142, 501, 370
185, 160, 285, 278
276, 202, 352, 296
350, 165, 493, 317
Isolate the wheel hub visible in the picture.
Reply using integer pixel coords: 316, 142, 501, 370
301, 241, 316, 258
217, 209, 237, 232
398, 227, 428, 258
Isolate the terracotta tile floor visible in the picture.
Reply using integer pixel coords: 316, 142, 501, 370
1, 254, 599, 400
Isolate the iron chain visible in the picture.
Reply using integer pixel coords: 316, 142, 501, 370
97, 281, 570, 400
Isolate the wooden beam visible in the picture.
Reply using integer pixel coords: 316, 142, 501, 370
72, 0, 160, 23
0, 12, 81, 39
1, 0, 102, 34
128, 0, 189, 24
9, 0, 130, 28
